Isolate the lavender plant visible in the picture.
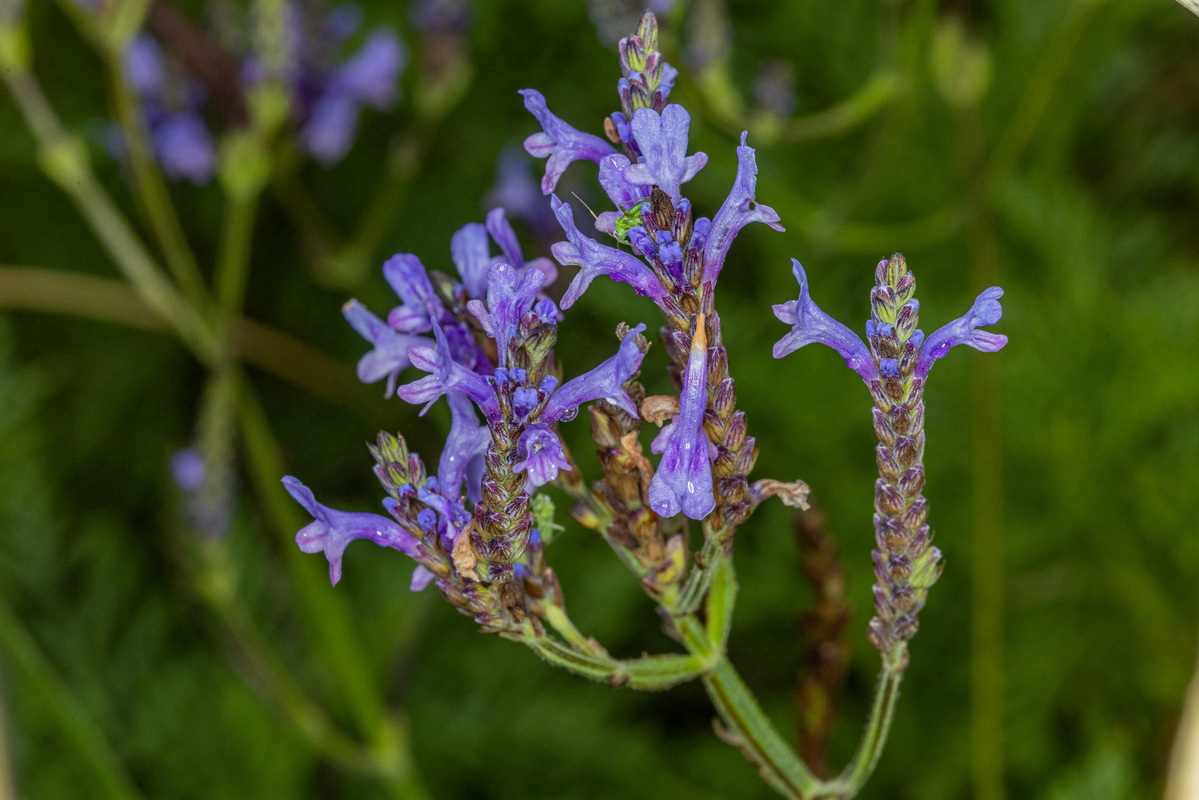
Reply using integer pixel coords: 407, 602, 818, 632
284, 12, 1007, 797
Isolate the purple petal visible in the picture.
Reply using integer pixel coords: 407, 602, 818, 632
542, 323, 647, 423
382, 254, 442, 333
283, 476, 418, 585
153, 112, 216, 183
467, 262, 545, 366
648, 329, 715, 520
333, 29, 406, 108
451, 221, 491, 298
704, 132, 784, 282
916, 287, 1008, 377
410, 565, 436, 591
397, 322, 496, 418
343, 300, 430, 396
622, 105, 707, 203
513, 424, 572, 488
301, 94, 360, 166
549, 196, 666, 308
437, 393, 491, 500
520, 89, 616, 195
598, 153, 652, 210
125, 35, 165, 95
772, 260, 877, 383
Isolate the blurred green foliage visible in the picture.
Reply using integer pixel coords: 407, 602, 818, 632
2, 0, 1198, 798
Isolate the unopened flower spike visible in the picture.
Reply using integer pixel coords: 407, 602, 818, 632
774, 252, 1006, 660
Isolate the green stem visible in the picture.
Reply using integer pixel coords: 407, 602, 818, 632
777, 72, 898, 143
104, 53, 208, 303
823, 659, 904, 798
1, 67, 219, 363
0, 594, 145, 800
235, 382, 385, 736
0, 266, 365, 413
195, 541, 381, 775
522, 627, 710, 691
215, 194, 259, 314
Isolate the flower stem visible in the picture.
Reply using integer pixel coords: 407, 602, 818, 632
0, 594, 145, 800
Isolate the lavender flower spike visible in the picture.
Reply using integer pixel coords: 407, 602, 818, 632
649, 317, 716, 520
550, 196, 667, 308
916, 287, 1008, 377
521, 89, 617, 194
704, 132, 784, 283
622, 105, 707, 203
283, 476, 418, 585
343, 300, 430, 397
542, 323, 648, 422
772, 260, 878, 383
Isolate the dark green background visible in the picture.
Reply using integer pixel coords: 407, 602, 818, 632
2, 0, 1198, 797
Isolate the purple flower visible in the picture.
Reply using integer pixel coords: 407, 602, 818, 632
399, 322, 497, 418
152, 111, 217, 184
550, 196, 667, 308
520, 89, 617, 195
542, 324, 647, 422
283, 476, 418, 585
772, 260, 877, 382
439, 393, 490, 502
302, 94, 361, 165
704, 133, 784, 283
513, 423, 572, 488
124, 35, 165, 95
382, 253, 443, 333
170, 448, 205, 493
343, 300, 430, 397
622, 105, 707, 203
649, 324, 716, 520
466, 261, 546, 366
916, 287, 1008, 377
485, 208, 558, 287
332, 29, 405, 108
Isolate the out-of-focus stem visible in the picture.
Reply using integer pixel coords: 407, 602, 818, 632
215, 194, 259, 314
1, 66, 220, 363
104, 53, 208, 303
0, 595, 146, 800
776, 72, 897, 143
0, 266, 364, 412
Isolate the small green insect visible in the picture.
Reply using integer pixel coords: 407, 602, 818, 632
613, 198, 651, 244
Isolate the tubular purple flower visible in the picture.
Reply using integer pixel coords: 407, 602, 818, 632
283, 476, 418, 585
383, 253, 442, 333
916, 287, 1008, 377
438, 393, 491, 501
598, 153, 652, 210
648, 319, 716, 520
549, 196, 666, 308
450, 221, 492, 298
622, 105, 707, 203
772, 260, 878, 383
343, 300, 430, 396
153, 112, 217, 183
398, 322, 496, 417
301, 94, 360, 165
513, 424, 572, 488
333, 29, 405, 108
704, 132, 784, 283
520, 89, 617, 194
466, 262, 545, 366
124, 35, 165, 95
542, 323, 648, 422
485, 207, 558, 286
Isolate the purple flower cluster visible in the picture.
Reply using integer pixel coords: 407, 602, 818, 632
117, 3, 405, 182
520, 14, 782, 522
